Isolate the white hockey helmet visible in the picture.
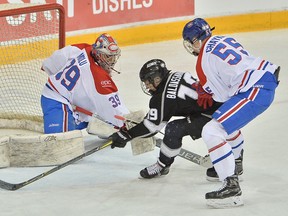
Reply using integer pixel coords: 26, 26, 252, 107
91, 33, 121, 74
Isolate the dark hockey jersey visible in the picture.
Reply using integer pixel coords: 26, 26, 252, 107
128, 72, 221, 138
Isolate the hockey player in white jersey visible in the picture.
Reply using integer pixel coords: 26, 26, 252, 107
182, 18, 280, 208
41, 33, 129, 134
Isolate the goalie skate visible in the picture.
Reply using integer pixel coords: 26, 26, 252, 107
206, 175, 244, 208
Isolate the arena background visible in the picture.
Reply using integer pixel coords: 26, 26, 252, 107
0, 1, 288, 216
1, 0, 287, 46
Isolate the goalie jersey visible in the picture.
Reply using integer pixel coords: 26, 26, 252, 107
41, 44, 129, 127
128, 72, 221, 138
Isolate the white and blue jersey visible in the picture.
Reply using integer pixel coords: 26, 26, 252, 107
196, 35, 279, 134
41, 44, 129, 134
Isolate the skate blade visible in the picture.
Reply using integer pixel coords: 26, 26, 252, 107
137, 174, 165, 180
206, 175, 244, 182
206, 176, 221, 182
206, 195, 244, 208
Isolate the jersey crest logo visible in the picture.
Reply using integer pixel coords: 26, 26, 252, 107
101, 80, 112, 87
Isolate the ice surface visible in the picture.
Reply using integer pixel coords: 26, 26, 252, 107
0, 29, 288, 216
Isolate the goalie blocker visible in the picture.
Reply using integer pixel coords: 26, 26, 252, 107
86, 110, 156, 155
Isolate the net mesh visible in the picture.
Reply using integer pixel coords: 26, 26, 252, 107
0, 3, 64, 129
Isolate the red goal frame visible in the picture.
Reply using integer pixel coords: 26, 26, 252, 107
0, 3, 65, 48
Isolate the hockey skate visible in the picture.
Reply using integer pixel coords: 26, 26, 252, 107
206, 175, 243, 208
206, 149, 244, 182
140, 159, 170, 179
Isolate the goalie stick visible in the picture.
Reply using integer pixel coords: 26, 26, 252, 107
73, 105, 116, 128
114, 115, 212, 168
72, 107, 212, 168
0, 140, 112, 191
114, 115, 165, 136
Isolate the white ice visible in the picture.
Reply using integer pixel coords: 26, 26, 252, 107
0, 29, 288, 216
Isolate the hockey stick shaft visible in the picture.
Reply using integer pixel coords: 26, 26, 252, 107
0, 140, 112, 191
73, 105, 116, 127
114, 115, 212, 168
73, 109, 212, 168
155, 139, 212, 168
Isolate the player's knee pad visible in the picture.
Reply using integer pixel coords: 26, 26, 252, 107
163, 121, 186, 149
202, 119, 228, 148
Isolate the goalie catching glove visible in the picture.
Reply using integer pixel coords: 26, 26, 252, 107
109, 127, 132, 148
192, 81, 213, 109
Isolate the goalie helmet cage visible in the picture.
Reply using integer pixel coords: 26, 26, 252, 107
0, 3, 65, 132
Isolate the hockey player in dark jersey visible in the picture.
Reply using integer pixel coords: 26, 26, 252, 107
109, 59, 243, 179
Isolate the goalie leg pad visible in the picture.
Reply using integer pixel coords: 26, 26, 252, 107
124, 110, 146, 130
9, 130, 84, 167
130, 137, 156, 155
124, 110, 156, 155
0, 136, 10, 168
87, 116, 117, 139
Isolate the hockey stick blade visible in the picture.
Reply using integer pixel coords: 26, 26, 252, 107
115, 115, 212, 168
0, 140, 112, 191
155, 139, 212, 168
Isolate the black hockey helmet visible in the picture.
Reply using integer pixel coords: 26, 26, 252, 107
139, 59, 170, 95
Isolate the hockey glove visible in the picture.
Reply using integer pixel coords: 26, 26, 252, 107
192, 82, 213, 110
110, 127, 132, 148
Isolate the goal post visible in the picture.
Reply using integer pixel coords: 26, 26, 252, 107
0, 3, 65, 132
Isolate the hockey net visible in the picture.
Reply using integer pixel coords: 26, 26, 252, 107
0, 3, 65, 132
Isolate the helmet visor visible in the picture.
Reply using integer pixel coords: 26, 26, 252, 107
183, 39, 202, 56
183, 39, 194, 55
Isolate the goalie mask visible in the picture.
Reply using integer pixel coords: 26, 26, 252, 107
182, 18, 214, 56
139, 59, 170, 96
91, 33, 121, 75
